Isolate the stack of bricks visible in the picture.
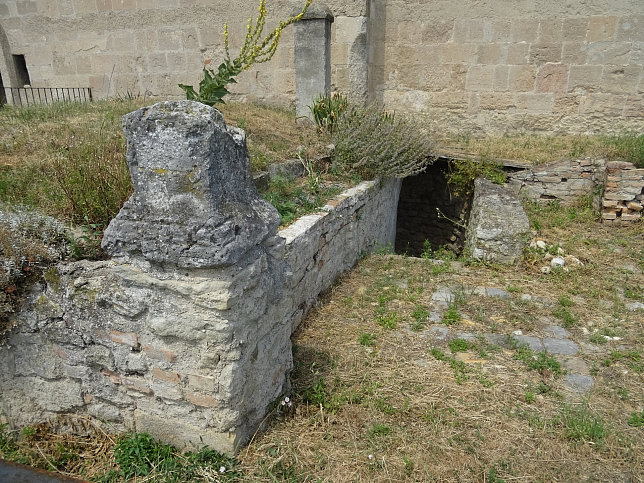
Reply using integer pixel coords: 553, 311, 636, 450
601, 161, 644, 223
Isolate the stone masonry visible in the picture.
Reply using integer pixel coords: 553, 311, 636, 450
601, 161, 644, 223
1, 1, 641, 136
0, 101, 401, 454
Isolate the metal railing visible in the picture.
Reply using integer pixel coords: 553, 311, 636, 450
1, 86, 93, 107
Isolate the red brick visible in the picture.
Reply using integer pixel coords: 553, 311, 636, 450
186, 392, 218, 408
142, 345, 177, 363
152, 367, 181, 384
101, 369, 122, 384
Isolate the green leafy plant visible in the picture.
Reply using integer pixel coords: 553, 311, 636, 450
411, 306, 429, 331
310, 93, 348, 133
179, 0, 312, 105
558, 404, 605, 445
512, 343, 562, 376
368, 423, 391, 437
359, 332, 377, 347
448, 338, 470, 353
332, 104, 436, 179
628, 410, 644, 427
445, 156, 507, 197
442, 304, 461, 325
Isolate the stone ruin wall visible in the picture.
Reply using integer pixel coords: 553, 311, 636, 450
0, 101, 401, 454
1, 0, 642, 136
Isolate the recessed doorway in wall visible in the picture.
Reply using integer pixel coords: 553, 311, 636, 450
12, 54, 30, 86
0, 72, 6, 105
395, 159, 473, 257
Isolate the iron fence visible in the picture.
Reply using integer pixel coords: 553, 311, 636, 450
0, 86, 92, 107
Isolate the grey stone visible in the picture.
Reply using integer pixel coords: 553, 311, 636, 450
294, 4, 333, 121
464, 178, 530, 264
563, 374, 594, 394
485, 287, 511, 298
101, 101, 280, 268
455, 332, 477, 341
513, 335, 544, 352
431, 286, 454, 303
485, 333, 515, 348
543, 337, 579, 355
544, 325, 570, 339
428, 326, 449, 340
267, 159, 306, 180
626, 302, 644, 311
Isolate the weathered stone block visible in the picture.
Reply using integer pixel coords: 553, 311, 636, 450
465, 178, 530, 264
529, 44, 562, 65
535, 63, 569, 93
102, 101, 280, 268
567, 65, 603, 92
587, 16, 618, 42
508, 65, 536, 91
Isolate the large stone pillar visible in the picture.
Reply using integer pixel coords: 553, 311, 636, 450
294, 3, 334, 122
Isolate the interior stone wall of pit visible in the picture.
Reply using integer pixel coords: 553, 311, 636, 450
395, 160, 471, 257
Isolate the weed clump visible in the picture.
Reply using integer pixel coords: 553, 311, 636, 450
332, 103, 436, 179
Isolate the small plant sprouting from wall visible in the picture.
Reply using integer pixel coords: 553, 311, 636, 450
310, 93, 348, 134
179, 0, 312, 106
445, 156, 507, 197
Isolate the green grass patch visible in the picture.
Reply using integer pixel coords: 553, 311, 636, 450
558, 405, 606, 446
513, 343, 562, 376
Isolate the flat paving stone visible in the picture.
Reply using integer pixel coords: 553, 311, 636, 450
486, 287, 511, 298
456, 332, 477, 341
626, 302, 644, 311
562, 358, 590, 375
513, 335, 544, 352
564, 374, 594, 394
428, 326, 449, 340
543, 337, 579, 355
485, 333, 514, 348
428, 311, 442, 323
544, 325, 570, 339
431, 287, 454, 303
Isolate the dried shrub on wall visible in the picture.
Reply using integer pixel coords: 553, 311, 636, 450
0, 207, 70, 335
332, 104, 436, 179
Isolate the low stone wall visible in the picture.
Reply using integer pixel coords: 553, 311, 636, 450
601, 161, 644, 223
504, 159, 605, 204
0, 101, 401, 454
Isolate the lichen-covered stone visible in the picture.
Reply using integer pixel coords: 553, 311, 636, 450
465, 178, 530, 264
101, 100, 280, 268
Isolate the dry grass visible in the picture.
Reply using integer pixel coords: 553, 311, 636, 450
235, 203, 643, 482
439, 133, 644, 166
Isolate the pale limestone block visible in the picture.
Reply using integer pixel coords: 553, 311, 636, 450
475, 43, 506, 64
616, 15, 644, 42
107, 31, 135, 52
507, 43, 530, 64
563, 18, 589, 42
422, 64, 453, 92
397, 21, 422, 44
508, 65, 536, 91
16, 0, 37, 14
96, 0, 112, 12
112, 0, 136, 10
465, 64, 495, 91
538, 18, 563, 43
450, 63, 469, 90
466, 18, 492, 42
600, 65, 643, 94
441, 43, 476, 64
157, 28, 183, 51
562, 41, 589, 64
491, 19, 513, 42
567, 64, 603, 92
331, 44, 349, 65
511, 18, 540, 43
145, 53, 168, 72
587, 16, 618, 42
535, 63, 570, 93
624, 96, 644, 118
135, 30, 159, 52
426, 91, 468, 109
494, 65, 510, 91
587, 42, 631, 64
515, 93, 555, 113
71, 0, 96, 14
581, 93, 627, 116
630, 42, 644, 64
479, 92, 516, 110
182, 27, 199, 50
553, 94, 582, 115
529, 43, 563, 65
415, 44, 442, 65
421, 18, 454, 43
0, 3, 9, 15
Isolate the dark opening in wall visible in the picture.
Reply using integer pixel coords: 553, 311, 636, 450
395, 159, 473, 257
0, 72, 5, 106
12, 54, 30, 86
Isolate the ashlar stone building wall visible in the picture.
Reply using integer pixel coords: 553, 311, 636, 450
1, 0, 641, 136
